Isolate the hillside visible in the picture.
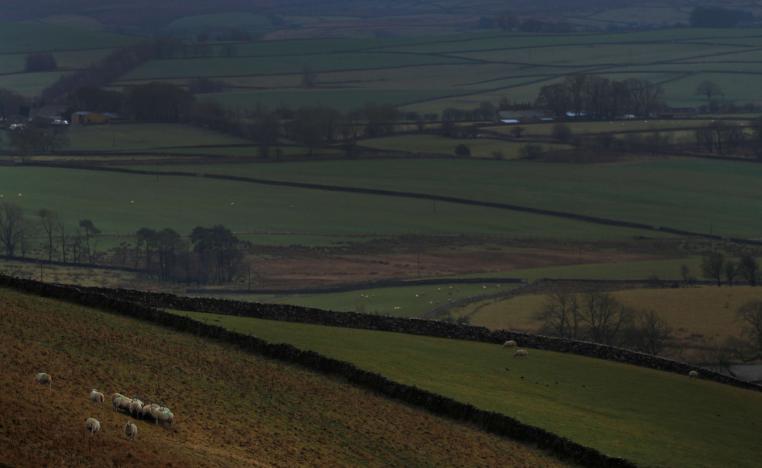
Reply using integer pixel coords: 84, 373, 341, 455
0, 288, 569, 467
172, 309, 762, 468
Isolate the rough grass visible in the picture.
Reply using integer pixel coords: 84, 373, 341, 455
170, 310, 762, 468
459, 285, 762, 342
0, 288, 568, 467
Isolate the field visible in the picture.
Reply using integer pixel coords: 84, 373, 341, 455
171, 310, 762, 468
0, 166, 659, 245
106, 28, 762, 114
452, 286, 762, 342
199, 282, 518, 318
64, 123, 251, 151
0, 288, 567, 466
151, 157, 762, 239
359, 134, 569, 158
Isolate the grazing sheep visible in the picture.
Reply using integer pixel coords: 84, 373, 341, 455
113, 395, 133, 413
89, 390, 104, 404
35, 372, 52, 390
85, 417, 101, 434
503, 340, 517, 348
123, 421, 138, 441
141, 403, 160, 420
156, 407, 174, 426
129, 399, 144, 417
111, 393, 125, 405
688, 370, 700, 378
513, 349, 528, 358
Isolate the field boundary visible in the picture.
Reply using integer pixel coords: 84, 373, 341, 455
58, 280, 762, 392
0, 274, 635, 468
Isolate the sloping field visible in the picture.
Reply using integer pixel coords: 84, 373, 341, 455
156, 157, 762, 239
0, 288, 568, 467
171, 310, 762, 468
455, 285, 762, 342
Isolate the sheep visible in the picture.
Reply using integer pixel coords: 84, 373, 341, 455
85, 417, 101, 434
111, 393, 125, 405
513, 349, 528, 358
35, 372, 52, 391
141, 403, 160, 420
123, 420, 138, 441
688, 370, 700, 378
89, 389, 104, 404
148, 405, 174, 426
503, 340, 517, 348
113, 395, 133, 413
129, 398, 144, 417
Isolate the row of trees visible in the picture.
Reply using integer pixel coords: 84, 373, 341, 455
699, 252, 759, 286
0, 202, 248, 284
536, 74, 665, 119
537, 289, 672, 354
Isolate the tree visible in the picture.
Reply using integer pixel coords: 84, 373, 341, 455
25, 53, 57, 72
725, 260, 739, 286
156, 228, 184, 280
580, 291, 634, 345
695, 81, 724, 109
737, 302, 762, 355
738, 254, 759, 286
520, 144, 544, 159
9, 124, 69, 155
680, 264, 693, 284
627, 310, 673, 355
190, 225, 247, 283
454, 144, 471, 157
0, 202, 26, 257
78, 219, 100, 263
37, 209, 58, 262
136, 227, 158, 270
126, 82, 194, 122
0, 88, 27, 119
536, 289, 582, 339
510, 126, 525, 139
701, 251, 725, 286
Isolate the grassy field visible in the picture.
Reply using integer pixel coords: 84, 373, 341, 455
359, 134, 569, 158
171, 310, 762, 468
0, 288, 568, 466
153, 157, 762, 238
483, 119, 737, 138
0, 166, 660, 245
453, 285, 762, 342
199, 282, 517, 317
64, 123, 251, 151
105, 28, 762, 113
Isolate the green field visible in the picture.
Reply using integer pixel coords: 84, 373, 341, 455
0, 166, 655, 244
152, 158, 762, 238
359, 134, 569, 158
64, 123, 250, 151
199, 282, 517, 317
171, 310, 762, 468
105, 28, 762, 113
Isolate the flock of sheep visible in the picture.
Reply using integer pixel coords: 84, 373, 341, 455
34, 372, 174, 446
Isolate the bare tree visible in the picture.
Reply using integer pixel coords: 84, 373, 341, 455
701, 252, 725, 286
580, 291, 634, 345
37, 209, 58, 262
737, 302, 762, 356
536, 289, 582, 339
725, 260, 738, 286
628, 310, 673, 355
695, 80, 723, 109
0, 202, 26, 257
738, 254, 759, 286
79, 219, 101, 263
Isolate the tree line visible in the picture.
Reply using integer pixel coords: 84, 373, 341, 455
0, 201, 248, 284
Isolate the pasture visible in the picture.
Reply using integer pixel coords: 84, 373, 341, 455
172, 310, 762, 468
358, 134, 569, 158
0, 166, 655, 245
0, 289, 565, 466
453, 285, 762, 343
155, 157, 762, 239
65, 123, 251, 151
107, 28, 762, 113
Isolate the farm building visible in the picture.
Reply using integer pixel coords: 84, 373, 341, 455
498, 110, 553, 124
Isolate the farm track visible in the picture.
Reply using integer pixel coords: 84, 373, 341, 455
21, 162, 762, 246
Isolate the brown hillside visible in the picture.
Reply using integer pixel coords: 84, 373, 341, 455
0, 288, 569, 467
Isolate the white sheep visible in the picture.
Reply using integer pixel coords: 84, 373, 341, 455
513, 349, 528, 358
113, 395, 133, 413
688, 370, 699, 378
89, 389, 104, 404
85, 417, 101, 435
129, 399, 144, 417
35, 372, 52, 391
503, 340, 517, 348
142, 403, 160, 420
149, 405, 174, 426
123, 420, 138, 441
111, 393, 125, 405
